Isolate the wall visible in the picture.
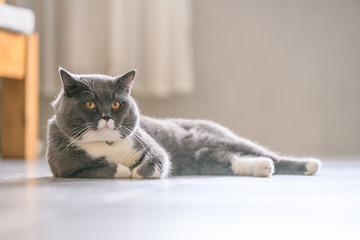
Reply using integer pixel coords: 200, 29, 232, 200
135, 0, 360, 157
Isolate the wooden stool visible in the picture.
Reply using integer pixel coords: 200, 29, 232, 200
0, 29, 39, 159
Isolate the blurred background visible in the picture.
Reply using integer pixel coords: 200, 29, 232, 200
1, 0, 360, 158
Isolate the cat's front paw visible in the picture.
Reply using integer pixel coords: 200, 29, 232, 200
114, 164, 132, 178
131, 165, 163, 179
304, 158, 321, 175
254, 157, 275, 177
131, 155, 170, 179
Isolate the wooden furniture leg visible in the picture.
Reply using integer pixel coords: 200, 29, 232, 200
1, 32, 39, 160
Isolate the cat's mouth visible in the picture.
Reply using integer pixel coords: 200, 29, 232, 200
78, 126, 122, 144
97, 119, 115, 130
98, 125, 112, 130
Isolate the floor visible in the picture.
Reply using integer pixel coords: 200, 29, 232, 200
0, 158, 359, 240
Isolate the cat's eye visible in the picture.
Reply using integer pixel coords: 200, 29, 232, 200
86, 101, 96, 110
112, 101, 121, 110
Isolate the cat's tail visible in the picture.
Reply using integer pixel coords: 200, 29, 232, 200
273, 157, 321, 175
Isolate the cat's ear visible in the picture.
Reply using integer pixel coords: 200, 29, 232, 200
59, 67, 79, 96
115, 70, 136, 94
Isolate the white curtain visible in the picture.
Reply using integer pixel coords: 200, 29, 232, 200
9, 0, 194, 98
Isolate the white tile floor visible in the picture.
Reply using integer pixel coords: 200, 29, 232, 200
0, 158, 359, 240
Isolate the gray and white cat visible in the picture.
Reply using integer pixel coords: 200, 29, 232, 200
47, 68, 321, 178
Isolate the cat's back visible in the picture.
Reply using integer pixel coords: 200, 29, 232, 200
140, 115, 219, 131
139, 116, 236, 146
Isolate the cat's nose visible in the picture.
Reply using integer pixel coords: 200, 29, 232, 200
102, 116, 111, 121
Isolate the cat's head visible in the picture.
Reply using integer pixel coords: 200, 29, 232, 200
52, 68, 140, 144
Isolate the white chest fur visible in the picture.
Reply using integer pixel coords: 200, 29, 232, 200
78, 138, 144, 167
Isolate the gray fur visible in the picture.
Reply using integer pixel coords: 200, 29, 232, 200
46, 68, 321, 178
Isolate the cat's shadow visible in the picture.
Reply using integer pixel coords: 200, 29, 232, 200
1, 176, 154, 185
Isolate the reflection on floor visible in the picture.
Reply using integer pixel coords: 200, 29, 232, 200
0, 158, 359, 240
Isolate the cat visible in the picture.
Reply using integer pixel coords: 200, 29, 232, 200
47, 68, 321, 179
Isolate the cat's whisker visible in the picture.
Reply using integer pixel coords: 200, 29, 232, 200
128, 132, 148, 151
122, 120, 138, 125
119, 127, 134, 140
120, 126, 150, 151
67, 133, 84, 148
67, 133, 86, 148
65, 122, 95, 138
67, 123, 92, 134
67, 126, 92, 148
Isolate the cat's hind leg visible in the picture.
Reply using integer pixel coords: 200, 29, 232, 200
192, 148, 274, 177
230, 155, 275, 177
274, 157, 321, 175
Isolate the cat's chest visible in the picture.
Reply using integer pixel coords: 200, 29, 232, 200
78, 138, 144, 167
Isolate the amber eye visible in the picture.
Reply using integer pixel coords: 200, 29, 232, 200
86, 101, 96, 110
112, 101, 121, 110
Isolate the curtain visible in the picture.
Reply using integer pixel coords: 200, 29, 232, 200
8, 0, 194, 98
